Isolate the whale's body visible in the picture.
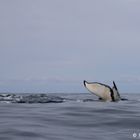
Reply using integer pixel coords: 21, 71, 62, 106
84, 81, 121, 102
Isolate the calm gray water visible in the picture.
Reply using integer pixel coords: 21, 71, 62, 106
0, 93, 139, 140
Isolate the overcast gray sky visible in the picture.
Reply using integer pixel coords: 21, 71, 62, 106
0, 0, 140, 93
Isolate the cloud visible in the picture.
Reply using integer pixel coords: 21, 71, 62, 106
119, 75, 140, 84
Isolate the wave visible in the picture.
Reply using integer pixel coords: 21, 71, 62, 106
0, 94, 64, 103
0, 93, 132, 104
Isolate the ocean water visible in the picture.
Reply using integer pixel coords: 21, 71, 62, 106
0, 93, 139, 140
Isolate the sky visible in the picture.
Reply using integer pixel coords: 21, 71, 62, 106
0, 0, 140, 93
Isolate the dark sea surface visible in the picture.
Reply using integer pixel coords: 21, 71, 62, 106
0, 93, 140, 140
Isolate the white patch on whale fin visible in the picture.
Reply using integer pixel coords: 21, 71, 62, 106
83, 80, 112, 101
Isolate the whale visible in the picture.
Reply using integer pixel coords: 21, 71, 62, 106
83, 80, 123, 102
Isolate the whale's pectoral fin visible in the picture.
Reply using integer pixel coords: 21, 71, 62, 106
83, 80, 126, 102
113, 81, 118, 91
112, 81, 121, 99
83, 80, 112, 101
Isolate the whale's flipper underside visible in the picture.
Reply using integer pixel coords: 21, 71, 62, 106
83, 80, 121, 101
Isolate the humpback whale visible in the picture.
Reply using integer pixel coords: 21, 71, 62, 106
83, 80, 121, 102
